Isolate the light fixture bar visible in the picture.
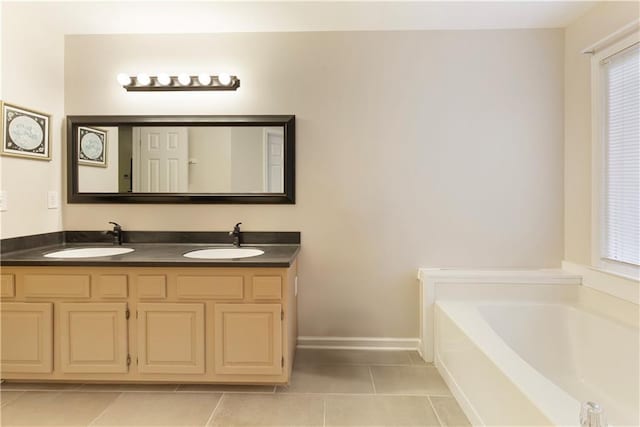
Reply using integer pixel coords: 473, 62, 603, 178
119, 74, 240, 91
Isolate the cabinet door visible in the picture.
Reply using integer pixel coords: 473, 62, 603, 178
137, 303, 205, 374
1, 302, 53, 373
58, 303, 129, 373
214, 303, 282, 375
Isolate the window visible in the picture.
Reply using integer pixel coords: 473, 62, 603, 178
592, 32, 640, 278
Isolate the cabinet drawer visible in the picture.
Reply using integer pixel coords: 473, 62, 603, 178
24, 274, 91, 298
176, 276, 243, 300
97, 275, 128, 299
1, 274, 15, 298
252, 276, 282, 300
137, 275, 167, 299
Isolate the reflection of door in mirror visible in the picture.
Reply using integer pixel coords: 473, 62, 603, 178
132, 127, 189, 192
264, 128, 284, 193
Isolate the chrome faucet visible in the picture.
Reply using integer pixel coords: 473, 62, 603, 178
106, 222, 123, 246
229, 222, 242, 247
581, 402, 607, 427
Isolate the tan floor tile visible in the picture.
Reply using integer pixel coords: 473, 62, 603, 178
0, 391, 24, 407
371, 366, 451, 396
277, 364, 374, 394
295, 349, 413, 366
78, 383, 178, 392
177, 384, 275, 393
325, 395, 440, 426
209, 393, 324, 426
1, 382, 82, 391
0, 391, 120, 426
92, 392, 221, 426
430, 396, 471, 426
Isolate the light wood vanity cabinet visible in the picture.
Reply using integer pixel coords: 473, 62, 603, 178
0, 262, 297, 384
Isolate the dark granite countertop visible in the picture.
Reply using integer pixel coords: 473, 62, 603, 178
0, 243, 299, 268
0, 231, 300, 268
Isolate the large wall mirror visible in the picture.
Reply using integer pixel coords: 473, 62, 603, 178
67, 115, 295, 204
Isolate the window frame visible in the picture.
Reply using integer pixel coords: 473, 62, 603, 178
590, 31, 640, 280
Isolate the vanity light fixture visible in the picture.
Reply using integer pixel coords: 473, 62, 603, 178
116, 73, 132, 86
177, 73, 191, 86
136, 73, 151, 86
197, 73, 212, 86
117, 72, 240, 91
157, 73, 171, 86
218, 73, 232, 86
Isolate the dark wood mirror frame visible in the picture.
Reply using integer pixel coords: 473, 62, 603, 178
67, 115, 295, 204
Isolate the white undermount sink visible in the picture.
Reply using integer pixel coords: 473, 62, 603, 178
183, 248, 264, 260
44, 247, 135, 258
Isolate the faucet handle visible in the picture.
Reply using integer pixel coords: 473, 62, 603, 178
108, 221, 122, 231
234, 222, 242, 231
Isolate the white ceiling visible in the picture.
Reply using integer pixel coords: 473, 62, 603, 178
2, 1, 599, 33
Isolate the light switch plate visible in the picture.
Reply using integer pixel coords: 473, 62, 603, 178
47, 191, 59, 209
0, 191, 7, 211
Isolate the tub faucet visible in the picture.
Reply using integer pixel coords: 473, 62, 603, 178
229, 222, 242, 247
580, 402, 607, 427
107, 222, 123, 246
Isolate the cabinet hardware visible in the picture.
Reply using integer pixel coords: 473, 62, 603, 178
281, 310, 284, 320
281, 356, 284, 367
125, 308, 130, 319
127, 354, 131, 366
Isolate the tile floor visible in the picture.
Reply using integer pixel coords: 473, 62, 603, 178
0, 349, 470, 426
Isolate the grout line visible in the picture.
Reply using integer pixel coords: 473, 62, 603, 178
263, 391, 453, 397
322, 395, 327, 427
204, 392, 225, 427
427, 396, 445, 427
368, 367, 377, 394
87, 392, 123, 426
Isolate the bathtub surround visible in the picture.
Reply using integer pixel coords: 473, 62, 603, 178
417, 268, 582, 362
436, 300, 639, 426
420, 268, 639, 426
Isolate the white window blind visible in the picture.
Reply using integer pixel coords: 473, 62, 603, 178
603, 43, 640, 266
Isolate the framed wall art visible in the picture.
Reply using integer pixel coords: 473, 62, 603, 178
77, 126, 108, 167
0, 101, 51, 161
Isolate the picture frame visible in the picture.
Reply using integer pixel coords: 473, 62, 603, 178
77, 126, 108, 167
0, 101, 51, 161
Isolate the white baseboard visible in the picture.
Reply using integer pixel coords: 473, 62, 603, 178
297, 336, 420, 351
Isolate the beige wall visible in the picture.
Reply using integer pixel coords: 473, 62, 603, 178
564, 1, 639, 265
78, 126, 119, 192
63, 31, 564, 338
0, 4, 64, 238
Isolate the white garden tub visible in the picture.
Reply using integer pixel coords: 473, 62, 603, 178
435, 301, 639, 426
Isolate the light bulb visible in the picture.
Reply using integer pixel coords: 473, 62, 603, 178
197, 73, 212, 86
177, 73, 191, 86
218, 73, 232, 86
157, 74, 171, 86
117, 73, 131, 86
136, 73, 151, 86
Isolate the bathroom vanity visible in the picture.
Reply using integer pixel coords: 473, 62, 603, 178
0, 234, 299, 385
